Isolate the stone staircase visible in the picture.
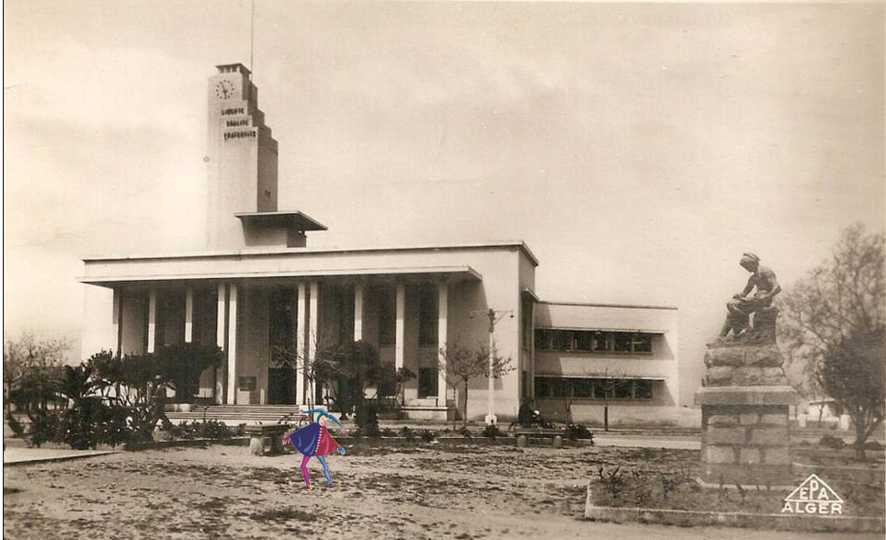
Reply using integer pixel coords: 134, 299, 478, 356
165, 405, 308, 426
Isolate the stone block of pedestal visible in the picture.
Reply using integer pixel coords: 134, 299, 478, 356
695, 385, 798, 486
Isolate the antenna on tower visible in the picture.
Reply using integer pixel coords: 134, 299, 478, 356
249, 0, 255, 74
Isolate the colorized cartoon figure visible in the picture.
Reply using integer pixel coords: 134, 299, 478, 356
282, 409, 346, 488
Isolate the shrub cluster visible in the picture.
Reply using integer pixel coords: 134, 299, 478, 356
818, 434, 847, 449
6, 345, 223, 450
166, 419, 235, 441
564, 423, 594, 441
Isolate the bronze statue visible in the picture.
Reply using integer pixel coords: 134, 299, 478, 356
719, 252, 781, 340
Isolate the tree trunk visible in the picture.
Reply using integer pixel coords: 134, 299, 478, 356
461, 381, 469, 428
604, 405, 609, 432
853, 410, 866, 461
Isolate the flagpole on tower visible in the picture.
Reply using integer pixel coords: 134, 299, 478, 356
249, 0, 255, 74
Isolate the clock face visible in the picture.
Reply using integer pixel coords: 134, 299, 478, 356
215, 80, 235, 100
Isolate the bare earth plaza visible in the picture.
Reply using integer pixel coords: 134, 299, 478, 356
3, 2, 885, 539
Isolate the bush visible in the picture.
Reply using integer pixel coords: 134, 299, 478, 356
458, 426, 473, 438
482, 424, 504, 439
819, 434, 847, 449
58, 396, 107, 449
29, 411, 60, 448
565, 423, 594, 441
199, 419, 234, 440
6, 413, 25, 438
419, 429, 435, 443
165, 419, 235, 441
864, 440, 884, 451
399, 426, 415, 441
95, 404, 131, 447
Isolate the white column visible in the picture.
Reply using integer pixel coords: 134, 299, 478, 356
147, 289, 157, 353
216, 283, 226, 404
395, 283, 405, 371
112, 289, 122, 356
226, 283, 238, 405
307, 281, 320, 405
354, 283, 365, 341
184, 287, 194, 343
216, 284, 226, 348
436, 281, 448, 404
296, 282, 307, 405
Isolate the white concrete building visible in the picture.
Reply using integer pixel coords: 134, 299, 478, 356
79, 64, 680, 424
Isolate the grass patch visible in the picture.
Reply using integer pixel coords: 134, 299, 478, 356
250, 507, 316, 523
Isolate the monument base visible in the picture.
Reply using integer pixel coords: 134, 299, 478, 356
695, 385, 799, 486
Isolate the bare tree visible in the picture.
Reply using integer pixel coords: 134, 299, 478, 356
589, 367, 630, 432
779, 223, 884, 460
3, 333, 70, 429
439, 340, 513, 428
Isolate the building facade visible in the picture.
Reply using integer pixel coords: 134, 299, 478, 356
79, 64, 680, 423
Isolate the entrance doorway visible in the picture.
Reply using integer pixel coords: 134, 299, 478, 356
268, 288, 297, 404
418, 367, 439, 398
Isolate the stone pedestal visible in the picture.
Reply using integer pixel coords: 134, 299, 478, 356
695, 341, 798, 486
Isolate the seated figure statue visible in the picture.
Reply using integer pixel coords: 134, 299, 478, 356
719, 252, 781, 340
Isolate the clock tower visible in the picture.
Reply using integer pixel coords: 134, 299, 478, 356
205, 63, 326, 250
206, 63, 279, 249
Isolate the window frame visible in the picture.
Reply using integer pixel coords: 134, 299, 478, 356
534, 329, 655, 355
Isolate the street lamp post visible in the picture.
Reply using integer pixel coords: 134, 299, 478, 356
484, 309, 497, 426
471, 308, 513, 426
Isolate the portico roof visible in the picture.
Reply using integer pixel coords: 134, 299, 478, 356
79, 265, 481, 288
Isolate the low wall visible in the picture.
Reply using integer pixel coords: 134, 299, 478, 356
537, 400, 700, 427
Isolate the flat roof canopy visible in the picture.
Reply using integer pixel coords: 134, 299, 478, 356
234, 210, 327, 231
79, 265, 481, 288
535, 374, 667, 381
535, 325, 666, 334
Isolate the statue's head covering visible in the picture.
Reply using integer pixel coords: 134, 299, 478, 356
741, 252, 760, 265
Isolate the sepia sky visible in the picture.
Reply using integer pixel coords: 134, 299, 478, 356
4, 1, 884, 404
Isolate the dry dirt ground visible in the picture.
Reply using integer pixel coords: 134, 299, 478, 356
2, 442, 879, 539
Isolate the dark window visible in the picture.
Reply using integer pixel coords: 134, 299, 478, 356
555, 331, 574, 351
576, 332, 593, 351
613, 380, 633, 399
552, 378, 571, 398
377, 288, 395, 346
418, 286, 437, 346
635, 380, 653, 399
573, 378, 593, 398
418, 367, 438, 398
592, 332, 610, 352
536, 378, 552, 398
592, 379, 612, 399
631, 334, 652, 353
613, 333, 632, 352
534, 329, 654, 354
535, 377, 655, 401
269, 288, 295, 364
